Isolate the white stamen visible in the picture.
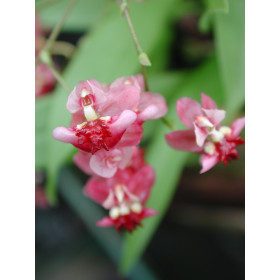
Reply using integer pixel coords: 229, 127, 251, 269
115, 184, 125, 203
99, 116, 111, 121
81, 89, 90, 98
196, 116, 214, 128
83, 106, 98, 122
219, 126, 232, 136
209, 129, 224, 142
109, 207, 120, 219
76, 122, 87, 130
204, 142, 216, 155
130, 202, 142, 214
124, 79, 132, 85
112, 156, 122, 162
119, 204, 130, 216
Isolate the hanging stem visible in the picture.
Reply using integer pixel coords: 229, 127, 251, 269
43, 0, 77, 54
48, 63, 71, 93
120, 1, 174, 129
121, 0, 151, 91
36, 0, 77, 65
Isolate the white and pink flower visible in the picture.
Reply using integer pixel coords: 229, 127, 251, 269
165, 93, 245, 173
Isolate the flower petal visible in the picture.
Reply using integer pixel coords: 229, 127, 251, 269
200, 154, 219, 174
52, 126, 78, 145
231, 117, 245, 138
90, 154, 118, 178
137, 92, 168, 122
84, 176, 112, 205
128, 165, 155, 204
142, 207, 158, 218
117, 122, 143, 148
194, 123, 209, 147
97, 217, 115, 227
66, 79, 105, 114
201, 93, 217, 109
73, 152, 93, 175
202, 108, 226, 127
107, 110, 137, 148
109, 74, 144, 91
101, 85, 140, 117
165, 130, 203, 152
176, 97, 202, 129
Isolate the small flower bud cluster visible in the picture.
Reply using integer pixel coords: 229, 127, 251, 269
53, 75, 167, 231
165, 93, 245, 173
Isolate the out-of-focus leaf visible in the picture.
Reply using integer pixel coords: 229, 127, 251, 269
35, 95, 52, 170
44, 0, 184, 204
120, 57, 224, 274
36, 0, 110, 32
213, 0, 245, 116
199, 0, 229, 33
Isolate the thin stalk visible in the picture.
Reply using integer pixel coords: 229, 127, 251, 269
43, 0, 77, 54
120, 0, 173, 129
48, 63, 71, 93
121, 0, 150, 91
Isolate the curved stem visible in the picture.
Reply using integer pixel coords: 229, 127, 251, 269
121, 0, 150, 91
43, 0, 77, 54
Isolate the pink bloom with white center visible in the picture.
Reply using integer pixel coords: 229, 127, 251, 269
52, 78, 141, 154
175, 93, 226, 147
199, 117, 245, 173
165, 93, 245, 173
84, 164, 157, 232
74, 146, 133, 178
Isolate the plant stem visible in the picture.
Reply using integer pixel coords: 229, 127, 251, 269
121, 0, 150, 91
48, 63, 71, 93
120, 1, 173, 130
43, 0, 77, 54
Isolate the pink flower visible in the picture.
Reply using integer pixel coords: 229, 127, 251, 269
175, 93, 226, 147
74, 146, 133, 178
165, 93, 245, 173
52, 79, 140, 154
84, 164, 157, 232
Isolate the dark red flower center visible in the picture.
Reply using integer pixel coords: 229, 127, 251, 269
113, 211, 144, 232
73, 119, 112, 154
215, 137, 244, 166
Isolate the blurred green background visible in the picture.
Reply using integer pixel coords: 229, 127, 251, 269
35, 0, 245, 279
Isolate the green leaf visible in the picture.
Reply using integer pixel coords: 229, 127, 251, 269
199, 0, 229, 33
44, 0, 184, 204
213, 0, 245, 116
35, 95, 53, 170
120, 56, 224, 275
36, 0, 110, 32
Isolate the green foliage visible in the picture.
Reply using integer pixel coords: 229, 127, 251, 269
35, 94, 52, 170
36, 0, 110, 32
213, 0, 245, 116
199, 0, 229, 33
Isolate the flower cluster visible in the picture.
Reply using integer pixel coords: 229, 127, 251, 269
165, 93, 245, 173
35, 17, 56, 98
53, 75, 167, 231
